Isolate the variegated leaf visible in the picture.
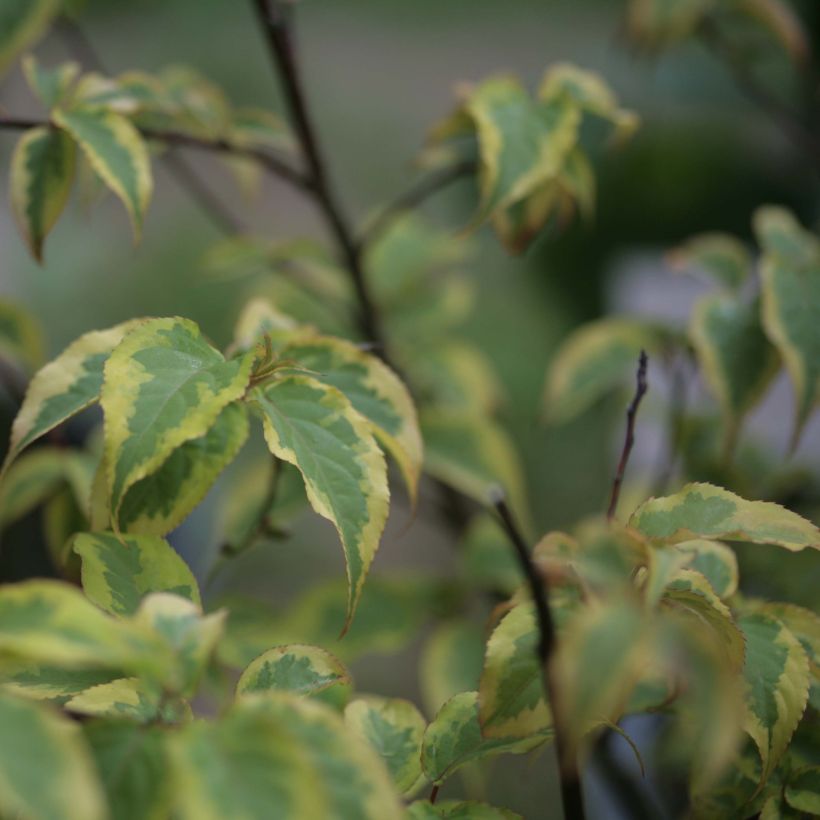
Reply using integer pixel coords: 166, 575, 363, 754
755, 206, 820, 447
479, 603, 551, 739
675, 539, 739, 599
118, 401, 249, 536
0, 0, 59, 76
22, 55, 80, 109
236, 644, 351, 709
2, 320, 142, 475
0, 692, 105, 820
631, 482, 820, 551
739, 613, 810, 784
0, 299, 45, 371
669, 232, 752, 291
73, 531, 200, 616
345, 695, 427, 796
281, 335, 423, 502
53, 106, 153, 238
421, 691, 548, 785
0, 446, 66, 528
65, 676, 167, 722
10, 126, 76, 261
251, 374, 389, 629
169, 693, 403, 819
785, 766, 820, 815
689, 295, 779, 453
101, 317, 254, 528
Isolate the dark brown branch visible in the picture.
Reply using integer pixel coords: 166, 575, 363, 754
251, 0, 388, 353
698, 18, 820, 169
491, 489, 586, 820
356, 159, 477, 250
607, 351, 649, 521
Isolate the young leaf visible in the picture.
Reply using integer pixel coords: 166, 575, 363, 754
236, 644, 351, 708
421, 691, 548, 785
117, 401, 250, 536
85, 721, 173, 820
100, 317, 254, 528
345, 695, 427, 796
0, 0, 60, 76
10, 126, 76, 261
479, 603, 551, 739
281, 335, 423, 502
689, 295, 779, 453
755, 206, 820, 447
251, 374, 389, 629
0, 692, 105, 820
669, 232, 752, 291
675, 539, 739, 599
73, 531, 200, 616
169, 694, 403, 819
630, 482, 820, 551
739, 613, 810, 786
53, 106, 153, 238
22, 55, 80, 108
1, 320, 143, 475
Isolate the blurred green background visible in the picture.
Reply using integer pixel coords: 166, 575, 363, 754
2, 1, 819, 815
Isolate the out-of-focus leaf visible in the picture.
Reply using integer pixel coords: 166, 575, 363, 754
409, 802, 522, 820
22, 55, 80, 108
785, 766, 820, 815
0, 299, 45, 371
0, 446, 66, 528
669, 232, 752, 291
0, 0, 60, 76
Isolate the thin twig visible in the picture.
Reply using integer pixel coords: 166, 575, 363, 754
698, 17, 820, 169
251, 0, 388, 353
607, 351, 649, 521
429, 783, 440, 805
355, 159, 477, 250
491, 488, 586, 820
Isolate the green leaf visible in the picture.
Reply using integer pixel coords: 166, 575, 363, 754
409, 801, 522, 820
281, 335, 423, 503
669, 232, 752, 291
0, 446, 66, 528
785, 766, 820, 815
236, 644, 351, 708
101, 317, 254, 528
479, 603, 551, 739
0, 664, 119, 704
755, 205, 820, 447
53, 106, 153, 238
2, 320, 142, 474
0, 0, 60, 76
544, 318, 667, 423
10, 126, 76, 261
73, 531, 200, 616
251, 374, 389, 629
630, 482, 820, 552
421, 691, 548, 785
689, 295, 779, 453
117, 401, 250, 536
626, 0, 714, 46
169, 693, 403, 819
66, 677, 166, 723
0, 692, 105, 820
85, 721, 173, 820
674, 539, 739, 599
345, 695, 427, 795
0, 298, 45, 371
22, 55, 80, 108
739, 613, 810, 785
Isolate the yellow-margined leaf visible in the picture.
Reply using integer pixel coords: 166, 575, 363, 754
669, 231, 752, 291
0, 299, 45, 372
100, 317, 254, 529
22, 55, 80, 109
53, 106, 153, 238
10, 126, 76, 262
674, 539, 739, 599
251, 374, 389, 631
65, 676, 166, 723
0, 0, 60, 76
631, 482, 820, 552
0, 446, 66, 528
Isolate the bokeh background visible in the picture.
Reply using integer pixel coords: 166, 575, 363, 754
2, 1, 819, 817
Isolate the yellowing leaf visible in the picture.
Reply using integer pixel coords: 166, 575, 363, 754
0, 692, 105, 820
73, 531, 200, 616
10, 126, 76, 261
631, 482, 820, 552
101, 317, 254, 528
0, 0, 60, 76
345, 695, 427, 796
2, 320, 143, 475
251, 374, 389, 630
53, 106, 153, 238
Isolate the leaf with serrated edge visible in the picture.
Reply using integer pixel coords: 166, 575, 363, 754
251, 374, 388, 629
101, 317, 254, 529
118, 401, 249, 536
0, 692, 105, 820
2, 320, 143, 476
345, 695, 427, 795
0, 0, 60, 76
282, 334, 423, 502
479, 603, 551, 739
53, 106, 153, 238
421, 691, 549, 785
73, 531, 200, 616
739, 613, 810, 786
631, 482, 820, 551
